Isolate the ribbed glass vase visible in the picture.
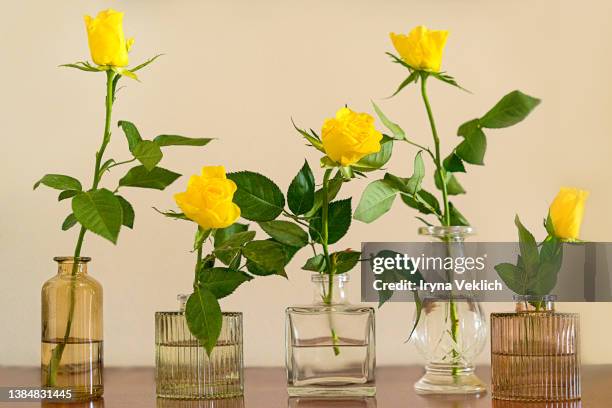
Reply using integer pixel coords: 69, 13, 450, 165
155, 295, 243, 399
491, 295, 581, 402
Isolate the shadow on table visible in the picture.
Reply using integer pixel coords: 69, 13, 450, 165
492, 400, 582, 408
41, 398, 104, 407
415, 393, 485, 408
287, 397, 376, 408
156, 397, 245, 407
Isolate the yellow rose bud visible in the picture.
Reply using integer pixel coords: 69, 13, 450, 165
549, 187, 589, 240
390, 25, 449, 72
84, 9, 134, 67
174, 166, 241, 230
321, 107, 383, 166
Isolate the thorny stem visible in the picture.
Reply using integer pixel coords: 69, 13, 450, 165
46, 70, 117, 386
420, 74, 460, 380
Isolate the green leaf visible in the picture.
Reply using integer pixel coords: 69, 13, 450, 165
259, 220, 308, 247
448, 202, 469, 226
117, 121, 143, 151
243, 240, 287, 276
494, 263, 525, 295
456, 121, 487, 165
119, 166, 181, 190
60, 61, 100, 72
72, 189, 123, 244
214, 231, 256, 266
305, 172, 343, 218
287, 161, 315, 215
309, 198, 352, 245
131, 54, 164, 73
185, 288, 222, 356
58, 190, 79, 201
153, 135, 214, 147
434, 170, 466, 195
431, 71, 466, 91
390, 70, 420, 97
116, 195, 135, 229
443, 152, 466, 173
61, 213, 77, 231
227, 171, 285, 222
196, 267, 253, 298
515, 215, 539, 279
407, 291, 423, 341
34, 174, 82, 191
333, 250, 361, 274
154, 208, 188, 220
532, 238, 563, 295
214, 223, 249, 247
406, 151, 425, 194
303, 254, 326, 272
373, 250, 425, 311
352, 136, 393, 172
372, 101, 405, 140
400, 189, 441, 216
354, 180, 397, 223
99, 159, 116, 175
292, 119, 325, 153
132, 140, 163, 171
480, 90, 541, 129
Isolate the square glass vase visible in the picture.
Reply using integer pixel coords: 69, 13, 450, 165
155, 295, 244, 399
285, 274, 376, 397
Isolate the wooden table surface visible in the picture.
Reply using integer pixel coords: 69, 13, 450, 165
0, 366, 609, 407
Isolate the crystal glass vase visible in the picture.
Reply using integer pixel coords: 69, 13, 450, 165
285, 273, 376, 397
491, 295, 581, 401
155, 295, 244, 399
412, 226, 487, 395
41, 256, 103, 401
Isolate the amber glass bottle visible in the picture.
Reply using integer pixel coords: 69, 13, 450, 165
41, 256, 103, 400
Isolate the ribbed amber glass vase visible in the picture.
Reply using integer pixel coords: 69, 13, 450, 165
491, 295, 580, 402
155, 295, 243, 399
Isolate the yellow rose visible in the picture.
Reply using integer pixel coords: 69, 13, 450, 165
549, 187, 589, 240
321, 107, 383, 166
390, 25, 449, 72
84, 9, 134, 67
174, 166, 241, 230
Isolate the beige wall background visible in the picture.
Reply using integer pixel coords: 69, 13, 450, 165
1, 0, 611, 367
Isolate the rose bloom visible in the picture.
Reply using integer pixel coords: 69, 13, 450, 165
174, 166, 241, 229
321, 107, 383, 166
549, 187, 589, 240
390, 25, 449, 72
84, 9, 134, 67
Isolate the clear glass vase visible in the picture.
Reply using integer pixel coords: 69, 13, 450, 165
285, 273, 376, 397
412, 226, 487, 395
41, 256, 103, 401
491, 295, 581, 401
155, 295, 244, 399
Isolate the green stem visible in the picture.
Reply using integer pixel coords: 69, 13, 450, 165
420, 74, 459, 379
320, 169, 340, 355
46, 70, 117, 387
194, 245, 203, 289
420, 75, 450, 226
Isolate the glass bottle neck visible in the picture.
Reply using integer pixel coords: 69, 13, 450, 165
54, 256, 90, 276
418, 226, 474, 242
312, 274, 349, 305
513, 294, 556, 313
